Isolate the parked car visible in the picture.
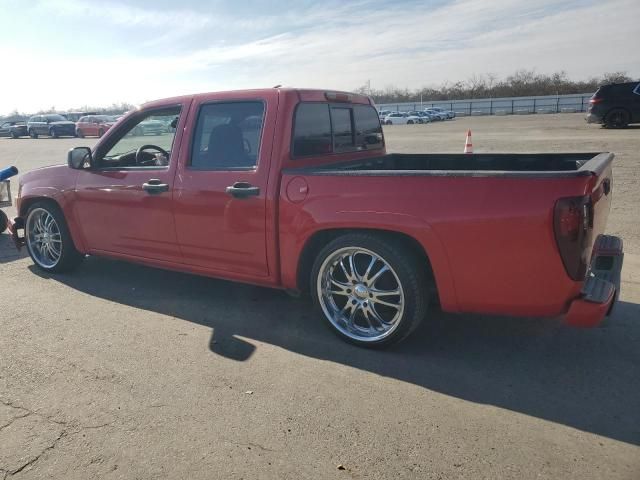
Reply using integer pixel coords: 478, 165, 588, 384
586, 81, 640, 128
76, 115, 115, 138
408, 111, 432, 123
429, 107, 455, 119
423, 108, 448, 121
383, 112, 422, 125
27, 114, 77, 138
0, 121, 28, 139
62, 111, 97, 123
8, 88, 623, 348
131, 119, 166, 136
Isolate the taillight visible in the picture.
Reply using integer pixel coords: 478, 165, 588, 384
554, 196, 592, 280
589, 98, 603, 104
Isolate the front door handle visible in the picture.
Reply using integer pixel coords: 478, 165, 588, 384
225, 181, 260, 199
142, 179, 169, 194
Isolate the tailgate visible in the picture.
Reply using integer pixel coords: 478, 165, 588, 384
584, 153, 614, 255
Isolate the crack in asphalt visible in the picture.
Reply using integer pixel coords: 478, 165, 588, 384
0, 398, 116, 478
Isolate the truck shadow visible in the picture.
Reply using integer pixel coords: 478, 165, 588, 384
29, 256, 640, 446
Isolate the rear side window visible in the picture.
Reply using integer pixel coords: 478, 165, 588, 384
190, 101, 265, 170
292, 103, 382, 157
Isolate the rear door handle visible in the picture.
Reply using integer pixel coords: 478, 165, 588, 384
142, 179, 169, 194
225, 181, 260, 199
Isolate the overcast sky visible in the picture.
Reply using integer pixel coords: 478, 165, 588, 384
1, 0, 638, 115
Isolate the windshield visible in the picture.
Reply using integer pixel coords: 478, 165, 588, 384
94, 115, 111, 122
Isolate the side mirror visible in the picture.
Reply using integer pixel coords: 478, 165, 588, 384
68, 147, 92, 169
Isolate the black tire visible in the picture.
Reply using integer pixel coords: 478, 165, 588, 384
310, 233, 428, 348
49, 128, 59, 138
0, 210, 8, 233
25, 202, 83, 273
605, 109, 630, 128
407, 120, 414, 124
29, 129, 38, 139
10, 130, 18, 139
98, 129, 105, 138
76, 129, 84, 138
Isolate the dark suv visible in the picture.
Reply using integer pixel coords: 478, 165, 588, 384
27, 114, 77, 138
586, 81, 640, 128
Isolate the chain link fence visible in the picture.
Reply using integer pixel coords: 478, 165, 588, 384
377, 93, 593, 116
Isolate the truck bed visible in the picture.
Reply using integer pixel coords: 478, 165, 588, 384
289, 152, 611, 178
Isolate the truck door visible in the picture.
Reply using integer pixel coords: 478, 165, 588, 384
73, 104, 187, 263
173, 94, 277, 278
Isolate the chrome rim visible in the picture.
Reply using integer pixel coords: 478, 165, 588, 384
26, 208, 62, 268
317, 247, 405, 342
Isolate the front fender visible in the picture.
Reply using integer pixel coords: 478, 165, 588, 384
18, 167, 85, 253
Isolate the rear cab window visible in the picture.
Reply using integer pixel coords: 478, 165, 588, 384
292, 102, 383, 158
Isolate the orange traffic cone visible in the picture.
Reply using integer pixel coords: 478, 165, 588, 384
464, 129, 473, 154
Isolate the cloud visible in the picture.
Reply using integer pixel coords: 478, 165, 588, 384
2, 0, 639, 114
38, 0, 213, 29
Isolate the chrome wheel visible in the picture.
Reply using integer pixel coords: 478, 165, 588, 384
26, 208, 63, 268
317, 247, 405, 342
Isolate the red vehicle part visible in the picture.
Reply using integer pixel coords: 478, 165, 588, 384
12, 88, 624, 346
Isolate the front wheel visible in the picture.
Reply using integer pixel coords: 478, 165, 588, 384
311, 233, 428, 348
29, 129, 38, 139
49, 128, 58, 138
10, 131, 18, 139
25, 203, 83, 273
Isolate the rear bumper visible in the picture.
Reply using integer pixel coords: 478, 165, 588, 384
565, 235, 623, 327
585, 112, 603, 124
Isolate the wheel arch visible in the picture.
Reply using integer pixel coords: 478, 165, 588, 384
296, 228, 442, 306
20, 195, 86, 253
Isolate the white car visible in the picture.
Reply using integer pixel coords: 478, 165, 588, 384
428, 107, 455, 119
423, 108, 448, 121
382, 112, 422, 125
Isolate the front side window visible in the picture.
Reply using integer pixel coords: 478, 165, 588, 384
634, 83, 640, 95
98, 106, 181, 169
190, 101, 265, 170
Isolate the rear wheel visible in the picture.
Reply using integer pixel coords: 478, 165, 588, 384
76, 128, 84, 138
49, 128, 58, 138
98, 128, 105, 138
311, 233, 428, 348
25, 202, 83, 273
29, 129, 38, 139
10, 131, 18, 139
407, 120, 414, 124
605, 109, 630, 128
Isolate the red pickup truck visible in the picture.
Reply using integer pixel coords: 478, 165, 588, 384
8, 88, 624, 347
